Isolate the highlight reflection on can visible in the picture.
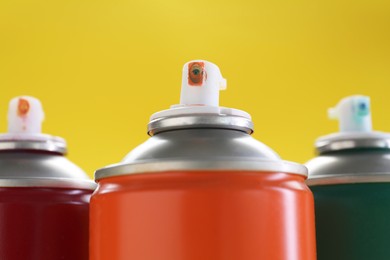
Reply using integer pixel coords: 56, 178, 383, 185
91, 60, 316, 260
0, 96, 96, 260
306, 95, 390, 260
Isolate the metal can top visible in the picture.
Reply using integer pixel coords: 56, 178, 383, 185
0, 96, 96, 190
0, 150, 96, 189
315, 131, 390, 154
314, 95, 390, 154
0, 135, 67, 154
148, 109, 254, 136
0, 178, 96, 190
307, 95, 390, 186
306, 148, 390, 186
0, 96, 68, 154
95, 60, 308, 180
95, 128, 308, 180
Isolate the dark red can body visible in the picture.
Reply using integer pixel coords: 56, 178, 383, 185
0, 187, 91, 260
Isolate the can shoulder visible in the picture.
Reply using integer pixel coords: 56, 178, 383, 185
0, 152, 90, 180
96, 129, 307, 180
306, 150, 390, 185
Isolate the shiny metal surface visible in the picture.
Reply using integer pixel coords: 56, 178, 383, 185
306, 150, 390, 186
0, 138, 67, 154
0, 178, 96, 189
316, 137, 390, 154
96, 129, 307, 180
96, 160, 306, 180
148, 115, 254, 136
0, 152, 96, 189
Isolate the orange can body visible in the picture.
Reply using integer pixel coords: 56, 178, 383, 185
90, 171, 316, 260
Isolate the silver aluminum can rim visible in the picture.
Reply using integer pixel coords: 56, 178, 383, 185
95, 160, 308, 181
316, 137, 390, 154
148, 115, 254, 136
0, 178, 97, 190
307, 172, 390, 186
0, 139, 67, 154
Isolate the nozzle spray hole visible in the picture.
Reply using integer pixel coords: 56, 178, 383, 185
192, 69, 200, 75
188, 62, 205, 85
355, 101, 370, 117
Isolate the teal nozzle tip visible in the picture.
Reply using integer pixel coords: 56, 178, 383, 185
328, 95, 372, 133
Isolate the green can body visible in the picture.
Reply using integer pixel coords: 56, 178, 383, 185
306, 148, 390, 260
311, 183, 390, 259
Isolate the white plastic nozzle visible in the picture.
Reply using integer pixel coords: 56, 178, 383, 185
328, 95, 372, 132
7, 96, 45, 134
150, 59, 251, 121
179, 60, 227, 107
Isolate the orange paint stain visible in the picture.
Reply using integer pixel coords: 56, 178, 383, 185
188, 62, 205, 86
17, 98, 30, 117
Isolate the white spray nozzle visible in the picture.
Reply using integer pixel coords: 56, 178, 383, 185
7, 96, 45, 134
179, 60, 227, 107
328, 95, 372, 132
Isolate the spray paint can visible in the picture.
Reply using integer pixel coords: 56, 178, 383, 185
306, 95, 390, 260
91, 60, 316, 260
0, 96, 96, 260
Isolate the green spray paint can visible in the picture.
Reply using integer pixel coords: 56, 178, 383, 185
306, 95, 390, 260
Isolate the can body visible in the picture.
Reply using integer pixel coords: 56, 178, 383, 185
91, 171, 316, 260
0, 187, 91, 260
0, 151, 95, 260
311, 183, 390, 260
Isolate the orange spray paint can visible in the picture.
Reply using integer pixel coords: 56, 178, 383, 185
90, 60, 316, 260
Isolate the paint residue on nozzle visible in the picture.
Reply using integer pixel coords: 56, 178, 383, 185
17, 98, 30, 117
180, 60, 226, 107
328, 95, 372, 133
188, 62, 206, 86
7, 96, 45, 134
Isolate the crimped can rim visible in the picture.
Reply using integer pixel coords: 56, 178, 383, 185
95, 159, 308, 181
0, 177, 97, 190
307, 172, 390, 186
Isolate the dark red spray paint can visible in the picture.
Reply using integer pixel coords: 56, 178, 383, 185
0, 96, 96, 260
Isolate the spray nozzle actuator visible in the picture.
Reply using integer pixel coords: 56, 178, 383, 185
315, 95, 390, 153
328, 95, 372, 132
179, 60, 227, 107
7, 96, 45, 134
0, 95, 67, 153
150, 59, 250, 123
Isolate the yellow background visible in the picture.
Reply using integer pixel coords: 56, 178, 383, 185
0, 0, 389, 178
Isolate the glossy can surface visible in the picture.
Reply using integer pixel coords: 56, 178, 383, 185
91, 171, 316, 260
311, 183, 390, 260
0, 187, 91, 260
